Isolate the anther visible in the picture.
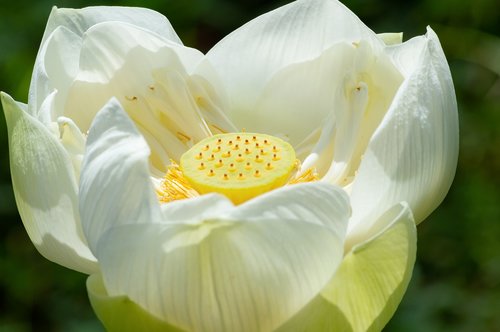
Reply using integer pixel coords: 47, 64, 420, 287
245, 139, 250, 145
254, 170, 261, 177
223, 174, 229, 180
255, 142, 260, 148
196, 152, 203, 160
198, 162, 205, 170
233, 144, 239, 150
217, 138, 222, 145
236, 136, 241, 141
228, 140, 233, 146
203, 144, 210, 151
208, 169, 215, 177
222, 151, 231, 158
208, 154, 215, 161
245, 162, 252, 170
216, 159, 223, 168
238, 173, 245, 180
266, 162, 273, 170
272, 146, 279, 152
252, 135, 257, 141
245, 148, 251, 155
273, 154, 280, 161
213, 146, 221, 152
264, 139, 269, 145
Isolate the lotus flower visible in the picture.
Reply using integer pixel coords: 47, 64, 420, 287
1, 0, 458, 331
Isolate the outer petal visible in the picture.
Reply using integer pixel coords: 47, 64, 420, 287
1, 92, 97, 274
29, 6, 181, 116
79, 98, 162, 254
206, 0, 382, 138
276, 202, 417, 332
348, 27, 459, 239
95, 183, 350, 332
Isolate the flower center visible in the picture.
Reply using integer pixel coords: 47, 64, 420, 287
179, 133, 297, 204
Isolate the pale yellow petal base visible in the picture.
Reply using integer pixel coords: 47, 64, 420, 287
87, 274, 186, 332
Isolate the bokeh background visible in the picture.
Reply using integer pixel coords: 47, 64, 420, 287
0, 0, 498, 331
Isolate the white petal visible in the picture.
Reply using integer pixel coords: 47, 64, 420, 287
206, 0, 382, 132
29, 5, 181, 117
1, 92, 97, 274
160, 193, 234, 224
29, 26, 82, 118
321, 42, 403, 185
229, 182, 350, 233
41, 6, 181, 45
64, 21, 231, 171
299, 41, 403, 182
276, 202, 416, 332
348, 27, 459, 238
79, 98, 161, 254
96, 183, 350, 332
248, 42, 355, 145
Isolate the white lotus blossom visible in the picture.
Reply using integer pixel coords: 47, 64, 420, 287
1, 0, 458, 331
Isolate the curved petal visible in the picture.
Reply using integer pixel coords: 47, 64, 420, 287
248, 43, 355, 145
29, 26, 82, 118
276, 202, 417, 332
30, 6, 181, 116
95, 184, 350, 332
1, 92, 97, 274
230, 182, 350, 233
79, 98, 161, 254
64, 21, 232, 171
348, 27, 459, 238
41, 6, 181, 45
295, 40, 403, 183
206, 0, 382, 133
87, 274, 186, 332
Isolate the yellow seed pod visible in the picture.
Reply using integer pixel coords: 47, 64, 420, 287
180, 133, 296, 204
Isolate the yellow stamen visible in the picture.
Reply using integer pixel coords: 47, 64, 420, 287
288, 167, 320, 185
157, 161, 199, 203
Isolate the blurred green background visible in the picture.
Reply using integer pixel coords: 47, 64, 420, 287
0, 0, 498, 331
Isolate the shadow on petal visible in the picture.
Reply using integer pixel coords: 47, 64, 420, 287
87, 274, 186, 332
